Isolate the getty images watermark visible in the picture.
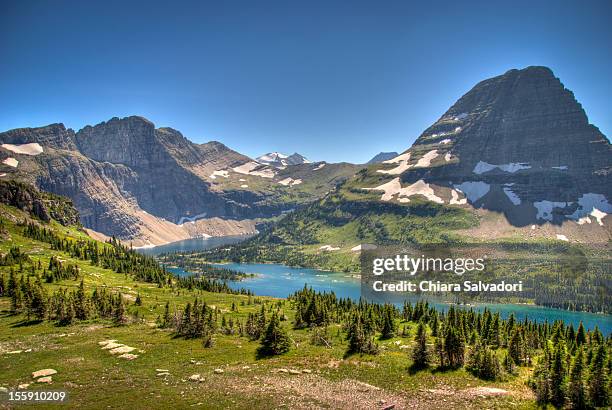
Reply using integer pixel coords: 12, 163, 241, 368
359, 243, 590, 304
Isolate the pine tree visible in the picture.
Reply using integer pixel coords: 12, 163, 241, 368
260, 312, 291, 355
162, 301, 171, 328
435, 336, 445, 368
567, 347, 586, 409
444, 325, 465, 368
380, 307, 395, 339
113, 294, 127, 325
411, 321, 429, 369
346, 312, 378, 354
74, 279, 88, 320
30, 280, 48, 321
503, 353, 516, 375
587, 344, 608, 407
575, 322, 586, 346
508, 328, 522, 366
550, 342, 566, 408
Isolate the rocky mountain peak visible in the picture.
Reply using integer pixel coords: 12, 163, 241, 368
0, 123, 77, 151
370, 66, 611, 227
257, 152, 310, 168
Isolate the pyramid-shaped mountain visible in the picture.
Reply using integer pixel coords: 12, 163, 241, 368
369, 66, 611, 227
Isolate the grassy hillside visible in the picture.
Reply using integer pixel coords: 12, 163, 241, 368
3, 199, 592, 409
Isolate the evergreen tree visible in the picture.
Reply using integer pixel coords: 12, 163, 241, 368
260, 312, 291, 355
411, 321, 429, 369
346, 312, 378, 355
567, 347, 586, 409
380, 307, 395, 339
162, 301, 171, 328
587, 344, 608, 407
113, 294, 127, 325
508, 328, 522, 366
550, 342, 567, 408
444, 325, 465, 368
575, 322, 586, 346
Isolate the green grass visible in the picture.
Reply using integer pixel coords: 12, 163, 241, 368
0, 206, 538, 409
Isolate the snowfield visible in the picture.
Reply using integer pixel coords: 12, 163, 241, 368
453, 181, 490, 203
209, 170, 229, 179
2, 157, 19, 168
473, 161, 531, 175
449, 189, 467, 205
569, 193, 611, 225
278, 177, 302, 186
366, 178, 444, 204
1, 143, 44, 156
382, 152, 411, 164
503, 186, 521, 205
534, 200, 570, 221
233, 161, 276, 178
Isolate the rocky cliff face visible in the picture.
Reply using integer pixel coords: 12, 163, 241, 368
0, 179, 81, 226
0, 116, 357, 245
368, 66, 611, 231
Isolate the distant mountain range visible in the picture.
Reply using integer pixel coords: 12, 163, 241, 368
248, 66, 611, 249
1, 66, 609, 247
367, 152, 399, 164
256, 152, 311, 168
0, 117, 360, 246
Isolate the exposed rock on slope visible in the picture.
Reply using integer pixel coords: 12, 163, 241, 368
0, 180, 80, 226
0, 117, 360, 246
367, 66, 611, 235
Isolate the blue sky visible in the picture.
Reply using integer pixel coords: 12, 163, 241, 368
1, 0, 610, 163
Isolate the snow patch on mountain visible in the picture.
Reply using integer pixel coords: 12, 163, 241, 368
313, 162, 326, 170
453, 181, 490, 203
365, 178, 444, 204
556, 234, 569, 242
450, 189, 467, 205
233, 161, 275, 178
383, 152, 411, 164
319, 245, 340, 251
1, 143, 44, 156
534, 200, 570, 221
473, 161, 531, 175
178, 212, 208, 225
2, 157, 18, 168
568, 193, 611, 226
278, 177, 302, 186
210, 170, 229, 179
503, 186, 521, 205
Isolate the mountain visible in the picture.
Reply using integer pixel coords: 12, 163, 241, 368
256, 152, 311, 168
0, 117, 361, 246
363, 66, 611, 232
367, 152, 399, 164
237, 66, 611, 258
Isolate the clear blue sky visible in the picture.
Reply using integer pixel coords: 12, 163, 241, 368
1, 0, 610, 163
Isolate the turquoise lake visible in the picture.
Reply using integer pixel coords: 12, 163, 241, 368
139, 237, 612, 334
